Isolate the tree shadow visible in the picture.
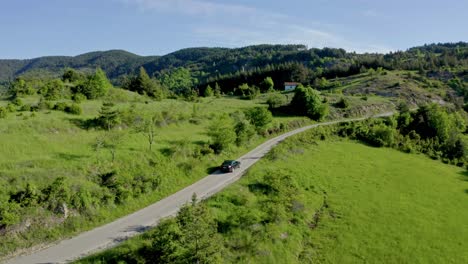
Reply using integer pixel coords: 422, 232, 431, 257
160, 147, 175, 157
458, 171, 468, 182
55, 153, 88, 161
270, 105, 299, 118
67, 117, 99, 130
247, 182, 272, 195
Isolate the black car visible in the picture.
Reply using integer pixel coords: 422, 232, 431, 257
220, 160, 241, 172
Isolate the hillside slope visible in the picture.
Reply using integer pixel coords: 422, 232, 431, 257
77, 139, 468, 263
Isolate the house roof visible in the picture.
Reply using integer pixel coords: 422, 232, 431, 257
284, 82, 300, 86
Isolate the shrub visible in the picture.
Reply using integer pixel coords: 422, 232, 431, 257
72, 93, 87, 103
207, 114, 236, 154
0, 107, 6, 118
65, 104, 82, 115
204, 85, 214, 97
335, 97, 350, 109
11, 98, 23, 107
6, 103, 17, 112
20, 104, 32, 112
266, 93, 287, 109
290, 85, 328, 121
244, 107, 273, 133
54, 102, 68, 111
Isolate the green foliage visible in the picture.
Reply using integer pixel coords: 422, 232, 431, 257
72, 93, 86, 103
39, 79, 65, 100
231, 111, 256, 146
74, 68, 112, 99
0, 200, 21, 227
244, 107, 273, 133
0, 106, 7, 118
97, 102, 121, 130
124, 67, 165, 100
204, 84, 214, 97
260, 76, 275, 92
62, 68, 85, 83
214, 82, 222, 97
290, 85, 328, 120
236, 83, 259, 99
53, 102, 68, 111
335, 97, 350, 109
11, 98, 24, 107
266, 93, 287, 109
41, 177, 71, 212
175, 196, 224, 263
160, 67, 195, 96
207, 114, 236, 153
9, 78, 35, 97
65, 103, 82, 115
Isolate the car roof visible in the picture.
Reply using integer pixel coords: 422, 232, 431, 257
222, 160, 236, 164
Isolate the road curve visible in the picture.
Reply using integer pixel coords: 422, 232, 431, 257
5, 112, 394, 264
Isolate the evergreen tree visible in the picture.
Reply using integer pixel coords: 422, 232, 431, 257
97, 102, 121, 130
204, 84, 214, 97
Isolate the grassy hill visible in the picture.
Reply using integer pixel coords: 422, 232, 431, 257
78, 137, 468, 263
0, 89, 313, 258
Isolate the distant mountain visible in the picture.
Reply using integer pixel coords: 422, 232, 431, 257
0, 44, 327, 83
0, 43, 466, 88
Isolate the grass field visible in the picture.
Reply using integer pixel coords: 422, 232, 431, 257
79, 137, 468, 263
0, 91, 314, 257
205, 138, 468, 263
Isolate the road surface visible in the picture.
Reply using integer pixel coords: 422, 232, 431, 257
5, 112, 393, 264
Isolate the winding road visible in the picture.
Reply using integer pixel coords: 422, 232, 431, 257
5, 112, 393, 264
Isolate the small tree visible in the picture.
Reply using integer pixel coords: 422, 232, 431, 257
74, 68, 112, 99
126, 67, 165, 100
0, 107, 7, 118
95, 131, 124, 163
245, 107, 273, 133
290, 85, 328, 121
97, 102, 121, 130
266, 93, 287, 109
261, 76, 275, 92
176, 195, 224, 264
136, 115, 159, 151
204, 85, 214, 97
214, 82, 222, 97
207, 114, 236, 153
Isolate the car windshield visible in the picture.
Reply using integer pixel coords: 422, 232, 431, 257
222, 160, 234, 166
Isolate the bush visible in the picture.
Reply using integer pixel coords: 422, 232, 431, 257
290, 85, 328, 121
244, 107, 273, 133
207, 114, 236, 154
0, 107, 7, 118
11, 98, 23, 106
54, 102, 68, 111
65, 104, 82, 115
72, 93, 87, 103
20, 104, 32, 112
6, 103, 17, 112
335, 97, 350, 109
266, 93, 287, 109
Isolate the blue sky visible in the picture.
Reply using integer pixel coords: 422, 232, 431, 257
0, 0, 467, 59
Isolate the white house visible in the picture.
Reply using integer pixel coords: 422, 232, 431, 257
284, 82, 300, 91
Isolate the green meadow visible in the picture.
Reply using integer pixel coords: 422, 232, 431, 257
0, 91, 310, 257
79, 136, 468, 263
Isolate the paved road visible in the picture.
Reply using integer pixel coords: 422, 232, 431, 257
5, 112, 393, 264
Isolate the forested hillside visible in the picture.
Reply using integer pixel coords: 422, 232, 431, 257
1, 43, 467, 91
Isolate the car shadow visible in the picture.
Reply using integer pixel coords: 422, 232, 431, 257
207, 166, 224, 175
